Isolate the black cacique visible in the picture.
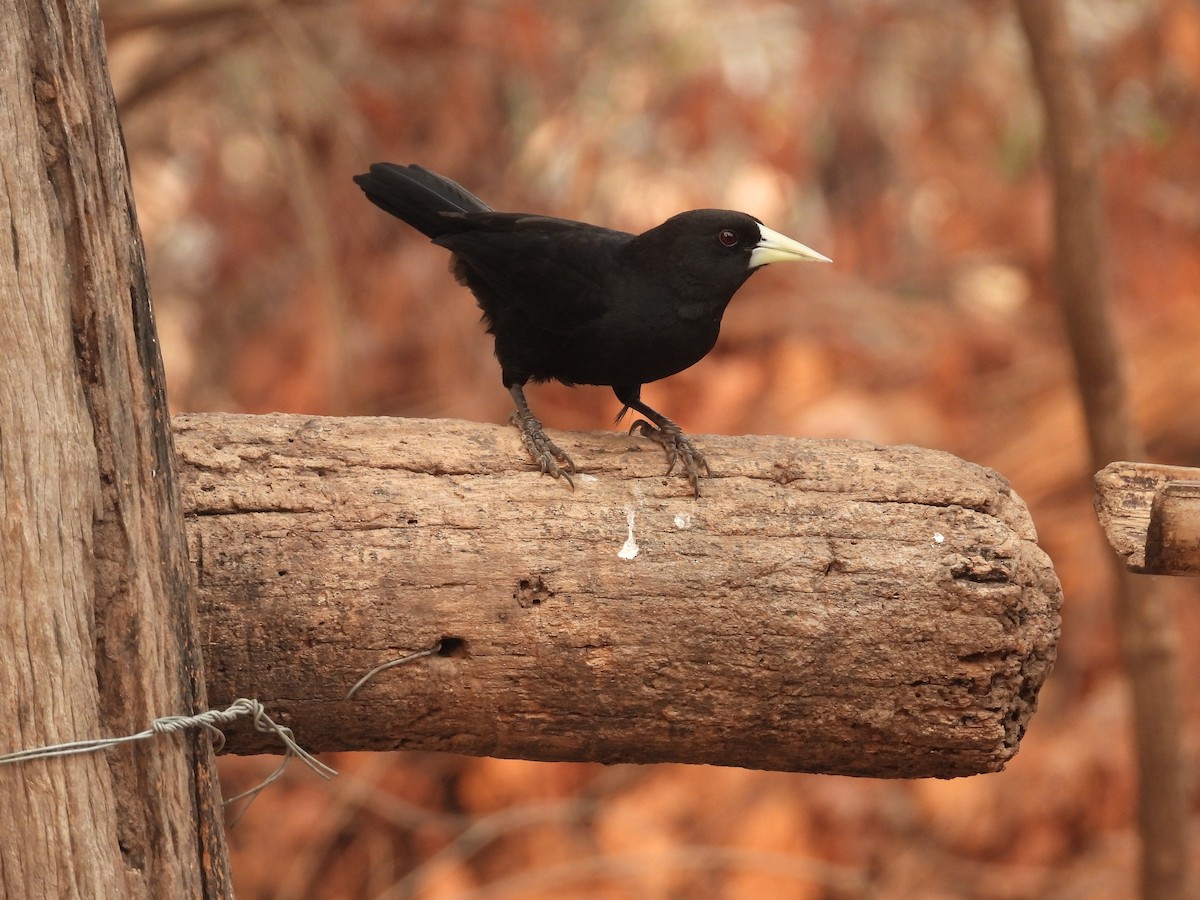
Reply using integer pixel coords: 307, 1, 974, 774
353, 162, 830, 496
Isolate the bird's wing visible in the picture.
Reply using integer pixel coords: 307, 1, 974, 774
434, 214, 631, 336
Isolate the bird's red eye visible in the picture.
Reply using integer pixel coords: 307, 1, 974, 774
718, 229, 739, 247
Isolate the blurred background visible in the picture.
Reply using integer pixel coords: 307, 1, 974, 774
99, 0, 1199, 896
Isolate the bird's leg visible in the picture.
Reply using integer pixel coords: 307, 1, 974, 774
507, 383, 576, 487
613, 386, 711, 498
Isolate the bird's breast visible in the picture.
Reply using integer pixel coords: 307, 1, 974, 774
548, 310, 723, 386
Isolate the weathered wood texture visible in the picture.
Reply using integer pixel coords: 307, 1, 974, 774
177, 413, 1062, 779
1095, 461, 1200, 576
1, 2, 230, 896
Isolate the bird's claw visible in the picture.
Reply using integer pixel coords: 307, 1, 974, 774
509, 411, 576, 488
629, 419, 711, 497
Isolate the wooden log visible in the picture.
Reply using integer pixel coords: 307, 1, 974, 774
1095, 461, 1200, 575
176, 413, 1062, 779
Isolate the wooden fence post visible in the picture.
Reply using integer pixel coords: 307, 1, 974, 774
1, 1, 232, 895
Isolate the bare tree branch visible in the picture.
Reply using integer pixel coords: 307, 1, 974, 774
1014, 2, 1190, 896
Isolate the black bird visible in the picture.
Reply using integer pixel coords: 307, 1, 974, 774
354, 163, 829, 496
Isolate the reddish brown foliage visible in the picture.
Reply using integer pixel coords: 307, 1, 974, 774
104, 1, 1200, 896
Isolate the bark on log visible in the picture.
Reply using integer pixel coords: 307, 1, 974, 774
1, 2, 230, 896
1095, 461, 1200, 576
176, 413, 1061, 779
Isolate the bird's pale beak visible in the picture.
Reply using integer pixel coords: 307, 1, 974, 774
750, 223, 831, 267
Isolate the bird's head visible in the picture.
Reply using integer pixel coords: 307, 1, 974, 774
638, 209, 829, 295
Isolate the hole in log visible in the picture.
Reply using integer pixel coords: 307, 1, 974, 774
514, 575, 552, 608
438, 637, 467, 658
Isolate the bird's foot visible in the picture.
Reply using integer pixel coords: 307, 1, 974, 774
629, 419, 711, 497
509, 410, 576, 487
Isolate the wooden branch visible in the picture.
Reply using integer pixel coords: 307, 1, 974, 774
1095, 462, 1200, 576
176, 413, 1062, 779
2, 2, 230, 894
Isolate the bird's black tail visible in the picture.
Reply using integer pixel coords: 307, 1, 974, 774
353, 163, 492, 238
